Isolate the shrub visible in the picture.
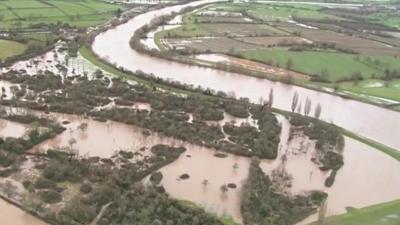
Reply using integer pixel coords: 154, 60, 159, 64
40, 190, 62, 204
80, 183, 93, 194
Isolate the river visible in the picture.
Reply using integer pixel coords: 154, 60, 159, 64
92, 0, 400, 150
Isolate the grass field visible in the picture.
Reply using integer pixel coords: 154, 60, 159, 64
161, 19, 287, 38
207, 2, 342, 22
310, 199, 400, 225
338, 79, 400, 102
0, 0, 125, 29
240, 47, 400, 82
0, 39, 27, 60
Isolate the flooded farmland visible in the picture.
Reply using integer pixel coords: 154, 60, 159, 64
0, 119, 29, 138
31, 113, 183, 158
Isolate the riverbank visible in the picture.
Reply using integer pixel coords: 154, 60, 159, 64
309, 199, 400, 225
80, 45, 400, 163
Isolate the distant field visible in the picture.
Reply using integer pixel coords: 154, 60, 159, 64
235, 36, 309, 47
310, 199, 400, 225
275, 22, 400, 57
0, 0, 125, 29
162, 21, 287, 38
241, 47, 400, 82
209, 2, 342, 22
0, 39, 26, 60
163, 37, 266, 52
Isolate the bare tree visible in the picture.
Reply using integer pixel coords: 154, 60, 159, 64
220, 184, 228, 194
202, 179, 209, 187
297, 101, 302, 114
304, 97, 312, 116
78, 122, 88, 133
68, 137, 77, 151
318, 199, 328, 225
291, 92, 299, 112
314, 103, 322, 119
258, 96, 265, 105
268, 88, 274, 108
233, 162, 239, 171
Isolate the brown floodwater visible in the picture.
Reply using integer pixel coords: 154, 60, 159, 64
153, 146, 251, 223
0, 199, 48, 225
0, 119, 29, 138
31, 113, 183, 158
153, 115, 400, 224
92, 0, 400, 150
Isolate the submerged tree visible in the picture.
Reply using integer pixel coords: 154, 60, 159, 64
314, 103, 322, 119
268, 88, 274, 108
233, 162, 239, 171
304, 97, 312, 116
291, 92, 299, 112
220, 184, 228, 194
202, 179, 209, 187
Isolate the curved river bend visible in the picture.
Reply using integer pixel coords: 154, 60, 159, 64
92, 0, 400, 149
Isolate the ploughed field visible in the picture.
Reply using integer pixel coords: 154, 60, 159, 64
151, 2, 400, 105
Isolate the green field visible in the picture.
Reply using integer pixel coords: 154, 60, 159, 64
0, 39, 27, 60
338, 79, 400, 102
0, 0, 125, 29
310, 199, 400, 225
240, 48, 400, 82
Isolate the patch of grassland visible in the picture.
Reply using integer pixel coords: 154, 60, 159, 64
240, 48, 400, 82
338, 79, 400, 102
0, 39, 27, 60
309, 199, 400, 225
178, 200, 237, 225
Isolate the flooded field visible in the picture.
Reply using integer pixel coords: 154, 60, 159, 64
0, 119, 29, 138
1, 43, 110, 79
31, 113, 182, 158
154, 146, 251, 223
147, 115, 400, 223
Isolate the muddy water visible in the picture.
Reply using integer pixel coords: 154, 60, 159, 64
0, 119, 29, 138
263, 116, 400, 223
92, 0, 400, 150
296, 136, 400, 224
156, 115, 400, 224
155, 147, 251, 222
31, 113, 183, 158
0, 199, 48, 225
